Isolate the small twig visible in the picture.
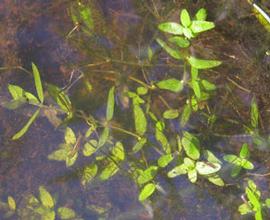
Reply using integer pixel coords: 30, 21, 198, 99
226, 77, 251, 93
246, 172, 270, 177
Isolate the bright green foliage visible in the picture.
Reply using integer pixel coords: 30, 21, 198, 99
156, 38, 183, 59
133, 104, 147, 136
182, 131, 200, 160
187, 56, 222, 69
81, 163, 98, 186
158, 154, 174, 168
195, 8, 207, 21
169, 36, 190, 48
99, 160, 119, 181
180, 9, 191, 27
39, 186, 54, 209
98, 127, 110, 147
137, 166, 158, 185
7, 196, 16, 211
163, 109, 179, 119
83, 140, 98, 157
132, 137, 147, 153
139, 183, 156, 202
158, 22, 183, 35
32, 63, 44, 103
223, 143, 254, 177
156, 78, 184, 92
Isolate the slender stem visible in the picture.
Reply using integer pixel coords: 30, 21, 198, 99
109, 124, 141, 139
158, 95, 171, 109
128, 76, 153, 89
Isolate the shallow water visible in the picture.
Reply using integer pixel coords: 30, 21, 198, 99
0, 0, 270, 219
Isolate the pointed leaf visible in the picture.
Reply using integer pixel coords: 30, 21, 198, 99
81, 163, 98, 186
98, 127, 110, 147
195, 8, 207, 21
240, 143, 250, 159
155, 128, 171, 153
191, 80, 201, 99
32, 63, 44, 103
201, 79, 216, 91
65, 127, 76, 145
132, 137, 147, 153
158, 22, 183, 35
83, 140, 98, 157
208, 175, 224, 186
134, 104, 147, 136
182, 131, 200, 160
180, 9, 191, 27
180, 103, 192, 127
48, 149, 67, 161
168, 164, 187, 178
8, 84, 24, 100
99, 161, 119, 181
241, 159, 254, 170
191, 21, 215, 33
156, 78, 184, 92
250, 97, 259, 129
187, 56, 222, 69
139, 183, 156, 202
106, 86, 115, 121
39, 186, 54, 209
66, 152, 78, 167
156, 38, 183, 59
112, 141, 125, 161
137, 166, 158, 185
169, 36, 190, 48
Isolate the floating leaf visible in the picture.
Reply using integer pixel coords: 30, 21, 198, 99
158, 22, 183, 35
65, 127, 76, 145
182, 131, 200, 160
132, 137, 147, 153
99, 161, 119, 181
156, 38, 183, 59
169, 36, 190, 48
39, 186, 54, 209
250, 97, 259, 129
81, 164, 98, 186
139, 183, 156, 202
163, 109, 179, 119
158, 154, 174, 168
168, 164, 187, 178
240, 143, 250, 159
180, 9, 191, 27
57, 207, 76, 219
187, 56, 221, 69
156, 78, 184, 92
133, 104, 147, 136
106, 86, 115, 121
208, 175, 224, 186
137, 166, 158, 185
98, 127, 110, 147
83, 140, 97, 157
7, 196, 16, 211
195, 8, 207, 21
112, 141, 125, 161
191, 21, 215, 33
12, 109, 40, 140
196, 161, 221, 175
32, 63, 44, 103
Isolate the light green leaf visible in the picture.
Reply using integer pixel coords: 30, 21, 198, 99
204, 150, 222, 164
187, 56, 222, 69
98, 127, 110, 147
180, 9, 191, 27
83, 140, 97, 157
238, 203, 252, 215
195, 8, 207, 21
57, 207, 76, 219
25, 92, 40, 103
223, 154, 241, 165
139, 183, 156, 202
188, 168, 197, 183
8, 84, 24, 100
155, 128, 171, 153
66, 152, 78, 167
112, 141, 125, 161
250, 97, 259, 129
12, 109, 40, 140
32, 63, 44, 103
182, 131, 200, 160
158, 22, 183, 35
184, 157, 195, 168
240, 143, 250, 159
208, 175, 224, 186
134, 104, 147, 136
7, 196, 16, 211
132, 137, 147, 153
48, 149, 67, 161
99, 161, 119, 181
201, 79, 216, 91
156, 78, 184, 92
196, 161, 221, 175
241, 159, 254, 170
183, 27, 194, 39
39, 186, 54, 209
42, 210, 56, 220
180, 103, 192, 127
137, 166, 158, 185
65, 127, 76, 145
265, 198, 270, 208
156, 38, 183, 59
81, 163, 98, 186
163, 109, 179, 119
137, 87, 148, 95
158, 154, 174, 168
191, 67, 199, 80
168, 164, 187, 178
169, 36, 190, 48
191, 21, 215, 33
191, 80, 201, 99
106, 86, 115, 121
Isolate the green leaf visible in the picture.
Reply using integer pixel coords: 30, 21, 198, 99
139, 183, 156, 202
48, 148, 67, 161
265, 198, 270, 208
156, 78, 184, 92
156, 38, 183, 59
99, 161, 119, 181
168, 164, 187, 178
112, 141, 125, 161
241, 159, 254, 170
240, 143, 250, 159
137, 166, 158, 185
42, 210, 55, 220
250, 97, 259, 129
187, 56, 222, 69
137, 87, 148, 95
155, 128, 171, 153
83, 140, 98, 157
231, 165, 242, 177
158, 22, 183, 35
66, 152, 78, 167
195, 8, 207, 21
183, 27, 194, 39
208, 175, 224, 186
191, 80, 201, 99
12, 109, 40, 140
169, 36, 190, 48
180, 102, 192, 127
188, 168, 197, 183
163, 109, 179, 119
7, 196, 16, 211
106, 86, 115, 121
148, 47, 153, 61
238, 203, 252, 215
32, 63, 44, 103
65, 127, 76, 145
191, 67, 199, 80
133, 104, 147, 136
191, 21, 215, 33
182, 131, 200, 160
8, 84, 24, 100
204, 150, 222, 164
158, 154, 174, 168
196, 161, 221, 175
57, 207, 76, 219
180, 9, 191, 27
223, 154, 239, 164
81, 164, 98, 186
39, 186, 54, 209
98, 127, 110, 147
184, 157, 195, 169
132, 137, 147, 153
201, 79, 216, 91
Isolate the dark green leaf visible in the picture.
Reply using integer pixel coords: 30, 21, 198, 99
156, 38, 183, 59
156, 78, 184, 92
191, 21, 215, 33
158, 22, 183, 35
195, 8, 207, 21
106, 86, 115, 121
32, 63, 44, 103
169, 36, 190, 48
231, 165, 242, 177
133, 104, 147, 136
139, 183, 156, 202
12, 109, 40, 140
180, 9, 191, 27
187, 56, 222, 69
163, 109, 179, 119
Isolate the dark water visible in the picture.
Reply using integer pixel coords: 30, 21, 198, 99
0, 0, 270, 219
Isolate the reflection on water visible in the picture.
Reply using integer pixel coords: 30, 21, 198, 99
0, 0, 270, 219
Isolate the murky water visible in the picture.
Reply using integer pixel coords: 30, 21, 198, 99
0, 0, 270, 219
